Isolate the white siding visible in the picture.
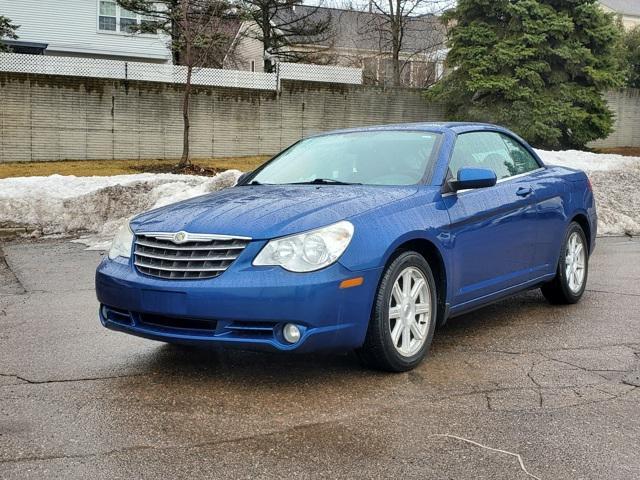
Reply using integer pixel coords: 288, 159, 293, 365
0, 0, 172, 62
225, 22, 265, 72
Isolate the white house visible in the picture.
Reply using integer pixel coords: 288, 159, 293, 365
599, 0, 640, 30
0, 0, 172, 63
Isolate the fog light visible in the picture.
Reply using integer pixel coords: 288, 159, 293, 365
100, 305, 109, 319
283, 323, 301, 344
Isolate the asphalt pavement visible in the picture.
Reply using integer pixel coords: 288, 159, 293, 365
1, 237, 639, 479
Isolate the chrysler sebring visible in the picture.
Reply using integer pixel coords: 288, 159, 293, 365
95, 123, 596, 372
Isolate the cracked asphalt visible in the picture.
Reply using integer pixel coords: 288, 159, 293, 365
1, 237, 639, 479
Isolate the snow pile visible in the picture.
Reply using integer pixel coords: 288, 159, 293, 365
0, 170, 241, 242
535, 149, 637, 172
537, 150, 640, 235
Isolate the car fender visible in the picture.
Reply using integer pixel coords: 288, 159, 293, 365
339, 191, 453, 303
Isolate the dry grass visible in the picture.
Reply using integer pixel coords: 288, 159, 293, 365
0, 156, 270, 179
593, 147, 640, 157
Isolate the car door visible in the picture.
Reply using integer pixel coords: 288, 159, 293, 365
442, 131, 541, 308
498, 134, 563, 275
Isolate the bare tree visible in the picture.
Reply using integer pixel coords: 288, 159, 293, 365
0, 15, 19, 52
117, 0, 236, 167
238, 0, 334, 72
357, 0, 449, 86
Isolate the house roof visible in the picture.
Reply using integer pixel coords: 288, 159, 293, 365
273, 5, 447, 54
600, 0, 640, 17
0, 40, 48, 55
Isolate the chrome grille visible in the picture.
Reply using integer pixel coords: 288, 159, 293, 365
134, 232, 250, 280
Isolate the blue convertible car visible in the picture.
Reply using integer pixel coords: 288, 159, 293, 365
96, 123, 596, 371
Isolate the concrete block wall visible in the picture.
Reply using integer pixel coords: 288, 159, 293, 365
3, 72, 637, 163
589, 89, 640, 149
0, 73, 446, 162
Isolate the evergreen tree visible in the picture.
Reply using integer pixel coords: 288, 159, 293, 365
429, 0, 625, 149
0, 15, 19, 52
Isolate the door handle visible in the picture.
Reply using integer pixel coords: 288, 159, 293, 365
516, 186, 533, 197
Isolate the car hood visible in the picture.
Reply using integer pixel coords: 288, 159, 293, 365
131, 184, 418, 239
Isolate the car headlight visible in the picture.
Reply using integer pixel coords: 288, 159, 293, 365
108, 223, 134, 260
253, 221, 354, 272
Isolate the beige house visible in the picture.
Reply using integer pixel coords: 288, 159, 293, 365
224, 6, 447, 88
600, 0, 640, 30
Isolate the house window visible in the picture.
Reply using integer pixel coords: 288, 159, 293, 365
120, 8, 138, 33
250, 60, 255, 72
99, 1, 117, 31
98, 0, 153, 34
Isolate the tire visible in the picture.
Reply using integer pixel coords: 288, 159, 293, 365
357, 251, 438, 372
541, 221, 589, 305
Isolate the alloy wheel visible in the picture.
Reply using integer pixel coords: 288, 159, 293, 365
388, 266, 431, 357
565, 231, 586, 293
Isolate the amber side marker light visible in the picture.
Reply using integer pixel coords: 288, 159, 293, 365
340, 277, 364, 289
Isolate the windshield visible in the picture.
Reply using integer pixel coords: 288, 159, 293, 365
249, 131, 441, 186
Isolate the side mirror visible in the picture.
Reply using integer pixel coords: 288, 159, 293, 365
449, 167, 497, 192
236, 171, 253, 185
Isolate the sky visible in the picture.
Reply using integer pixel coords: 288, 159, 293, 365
302, 0, 456, 14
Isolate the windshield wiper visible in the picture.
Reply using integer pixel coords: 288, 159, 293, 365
290, 178, 361, 185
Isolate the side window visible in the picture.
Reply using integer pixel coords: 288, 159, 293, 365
120, 8, 138, 33
500, 135, 541, 176
98, 0, 156, 35
99, 0, 117, 31
449, 132, 513, 180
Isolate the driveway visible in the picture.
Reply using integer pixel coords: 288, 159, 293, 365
1, 237, 639, 479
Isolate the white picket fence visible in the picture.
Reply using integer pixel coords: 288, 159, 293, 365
0, 52, 362, 90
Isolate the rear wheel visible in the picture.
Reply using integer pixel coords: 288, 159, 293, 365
357, 251, 437, 372
541, 222, 588, 304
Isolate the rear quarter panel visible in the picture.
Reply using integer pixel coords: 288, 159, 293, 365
533, 166, 596, 272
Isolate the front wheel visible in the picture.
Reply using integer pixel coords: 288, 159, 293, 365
357, 251, 437, 372
541, 222, 589, 304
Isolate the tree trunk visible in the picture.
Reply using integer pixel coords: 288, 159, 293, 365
179, 64, 192, 167
178, 0, 191, 168
391, 0, 402, 86
262, 8, 273, 73
392, 48, 401, 86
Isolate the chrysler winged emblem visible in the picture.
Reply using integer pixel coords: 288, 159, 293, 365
172, 231, 188, 244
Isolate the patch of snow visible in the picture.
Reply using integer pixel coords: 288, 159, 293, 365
0, 170, 241, 244
536, 149, 640, 172
585, 165, 640, 236
537, 149, 640, 236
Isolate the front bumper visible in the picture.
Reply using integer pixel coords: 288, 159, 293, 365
95, 247, 381, 353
